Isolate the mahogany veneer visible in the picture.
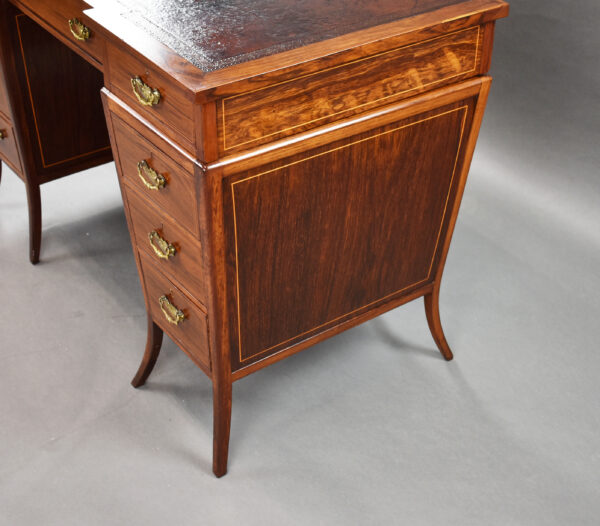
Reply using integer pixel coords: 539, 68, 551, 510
0, 0, 509, 476
110, 113, 201, 238
0, 0, 111, 263
127, 193, 207, 306
218, 25, 486, 153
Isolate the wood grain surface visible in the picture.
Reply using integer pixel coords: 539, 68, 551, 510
138, 250, 211, 375
225, 95, 477, 369
106, 41, 196, 152
12, 12, 110, 173
11, 0, 105, 68
127, 189, 207, 307
219, 26, 482, 152
85, 0, 507, 97
110, 113, 200, 237
5, 0, 506, 476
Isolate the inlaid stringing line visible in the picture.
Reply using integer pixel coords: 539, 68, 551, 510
222, 26, 480, 150
231, 105, 470, 363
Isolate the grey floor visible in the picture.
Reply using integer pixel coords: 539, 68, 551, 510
1, 1, 599, 525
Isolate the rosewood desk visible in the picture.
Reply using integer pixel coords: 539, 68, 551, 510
0, 0, 509, 476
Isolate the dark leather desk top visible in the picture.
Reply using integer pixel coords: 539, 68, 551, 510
106, 0, 465, 72
85, 0, 507, 95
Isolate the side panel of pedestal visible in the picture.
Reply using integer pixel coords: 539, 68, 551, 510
222, 79, 489, 376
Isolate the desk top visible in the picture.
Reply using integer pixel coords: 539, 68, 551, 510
86, 0, 508, 93
109, 0, 464, 72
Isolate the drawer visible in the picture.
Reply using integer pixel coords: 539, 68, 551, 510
106, 43, 195, 150
139, 250, 211, 373
19, 0, 105, 66
128, 190, 207, 307
0, 114, 22, 173
111, 114, 200, 238
218, 25, 483, 153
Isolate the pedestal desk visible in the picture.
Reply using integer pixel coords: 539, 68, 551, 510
0, 0, 509, 476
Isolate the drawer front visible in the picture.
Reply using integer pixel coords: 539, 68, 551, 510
218, 26, 483, 153
107, 43, 195, 150
111, 115, 199, 238
0, 114, 22, 173
19, 0, 105, 66
139, 251, 211, 373
128, 190, 207, 307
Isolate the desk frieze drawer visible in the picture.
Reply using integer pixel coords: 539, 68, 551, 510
111, 114, 200, 238
17, 0, 105, 67
127, 191, 207, 308
0, 113, 23, 173
106, 43, 196, 152
218, 25, 484, 154
138, 250, 211, 375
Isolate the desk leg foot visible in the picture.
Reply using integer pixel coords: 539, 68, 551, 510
26, 182, 41, 265
212, 377, 232, 478
424, 286, 454, 361
131, 317, 164, 387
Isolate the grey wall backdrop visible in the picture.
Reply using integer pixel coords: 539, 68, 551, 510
1, 1, 599, 525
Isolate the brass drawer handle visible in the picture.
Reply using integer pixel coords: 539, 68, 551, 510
0, 130, 6, 140
68, 18, 90, 41
131, 76, 161, 106
137, 160, 166, 190
159, 295, 185, 325
149, 231, 176, 260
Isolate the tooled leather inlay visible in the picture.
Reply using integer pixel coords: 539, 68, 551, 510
114, 0, 464, 72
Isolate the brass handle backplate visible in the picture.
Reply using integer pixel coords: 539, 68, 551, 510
159, 295, 185, 325
148, 231, 176, 260
68, 18, 90, 41
131, 76, 161, 106
137, 160, 166, 190
0, 130, 6, 140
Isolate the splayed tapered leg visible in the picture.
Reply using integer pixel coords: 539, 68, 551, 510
131, 317, 164, 387
424, 286, 454, 361
25, 182, 41, 264
212, 376, 232, 478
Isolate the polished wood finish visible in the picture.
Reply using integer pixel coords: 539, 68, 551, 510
15, 0, 106, 68
2, 0, 508, 476
24, 178, 40, 263
425, 287, 454, 361
138, 250, 211, 375
106, 41, 197, 152
218, 25, 483, 153
225, 95, 478, 370
86, 0, 508, 92
131, 316, 164, 388
88, 0, 508, 159
0, 0, 112, 262
110, 114, 200, 238
127, 189, 207, 306
11, 12, 110, 174
212, 77, 486, 176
